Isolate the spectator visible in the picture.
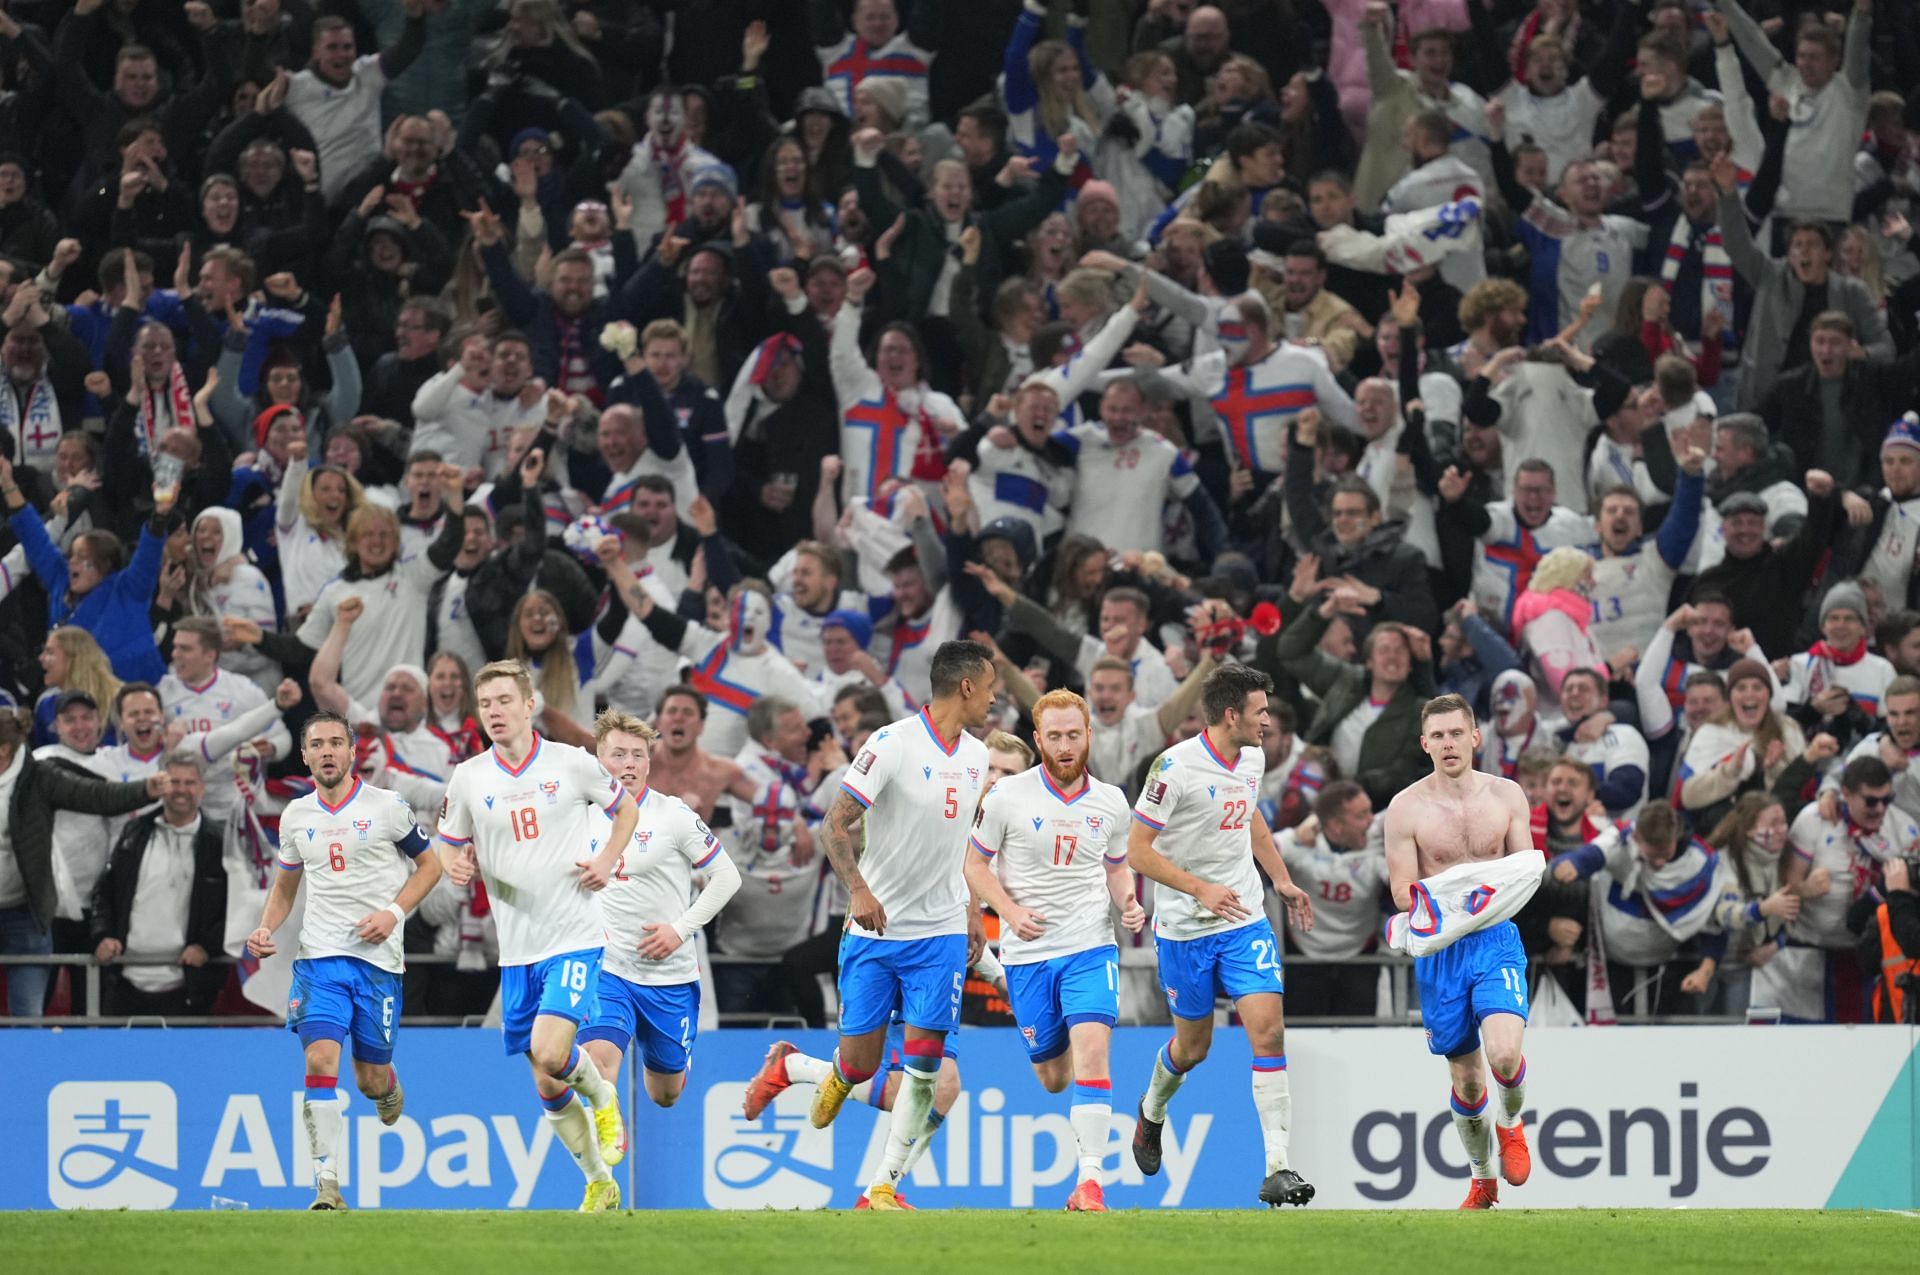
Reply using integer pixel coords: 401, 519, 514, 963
288, 5, 432, 206
1700, 792, 1801, 1019
1260, 588, 1433, 807
1678, 657, 1825, 831
0, 708, 164, 1017
1275, 779, 1386, 1017
90, 750, 227, 1016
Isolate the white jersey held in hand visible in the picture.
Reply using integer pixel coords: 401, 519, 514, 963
597, 788, 723, 987
839, 708, 988, 941
277, 778, 433, 974
437, 734, 628, 965
970, 766, 1131, 965
1132, 732, 1266, 940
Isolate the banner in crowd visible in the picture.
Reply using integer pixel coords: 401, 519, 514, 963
1, 1027, 1912, 1210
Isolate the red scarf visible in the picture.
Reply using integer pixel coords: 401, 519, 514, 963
897, 389, 949, 483
1809, 640, 1868, 667
649, 135, 690, 225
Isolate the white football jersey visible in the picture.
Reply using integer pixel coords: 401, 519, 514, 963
970, 766, 1130, 965
1131, 731, 1266, 941
1060, 425, 1200, 555
438, 734, 627, 965
160, 666, 269, 736
1788, 803, 1919, 949
840, 708, 989, 941
597, 788, 721, 987
1277, 830, 1389, 960
277, 779, 432, 974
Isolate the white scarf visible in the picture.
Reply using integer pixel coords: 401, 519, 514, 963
136, 362, 194, 459
1659, 216, 1735, 343
0, 375, 61, 468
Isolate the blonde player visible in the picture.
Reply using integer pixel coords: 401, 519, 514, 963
1128, 663, 1317, 1207
966, 690, 1144, 1212
434, 661, 637, 1212
580, 711, 740, 1110
249, 712, 444, 1211
808, 640, 997, 1210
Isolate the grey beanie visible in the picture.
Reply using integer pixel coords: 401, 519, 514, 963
1820, 579, 1869, 626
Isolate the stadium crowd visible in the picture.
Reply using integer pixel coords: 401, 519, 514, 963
0, 0, 1918, 1030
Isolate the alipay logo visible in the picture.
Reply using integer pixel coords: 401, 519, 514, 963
47, 1082, 178, 1209
702, 1082, 834, 1209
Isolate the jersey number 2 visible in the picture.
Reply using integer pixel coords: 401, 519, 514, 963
509, 807, 541, 841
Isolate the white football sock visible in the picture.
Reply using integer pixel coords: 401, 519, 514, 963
784, 1052, 833, 1086
556, 1044, 616, 1109
895, 1108, 946, 1177
1451, 1087, 1495, 1179
1141, 1041, 1189, 1123
545, 1091, 611, 1184
1250, 1057, 1291, 1174
1491, 1057, 1527, 1129
871, 1049, 940, 1189
303, 1078, 343, 1184
1070, 1079, 1112, 1184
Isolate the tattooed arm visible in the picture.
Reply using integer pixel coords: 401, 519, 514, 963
819, 787, 884, 934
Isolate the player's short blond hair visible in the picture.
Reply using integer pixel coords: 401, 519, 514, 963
593, 708, 658, 746
474, 659, 534, 701
1420, 693, 1475, 730
1031, 689, 1091, 730
984, 730, 1034, 768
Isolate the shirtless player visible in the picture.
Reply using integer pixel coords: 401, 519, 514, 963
1382, 694, 1534, 1210
648, 685, 758, 822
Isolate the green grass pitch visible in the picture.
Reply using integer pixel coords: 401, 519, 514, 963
1, 1209, 1913, 1274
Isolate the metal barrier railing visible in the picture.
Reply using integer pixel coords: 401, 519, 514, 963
0, 951, 1749, 1028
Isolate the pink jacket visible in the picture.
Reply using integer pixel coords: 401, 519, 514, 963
1323, 0, 1471, 133
1512, 587, 1608, 699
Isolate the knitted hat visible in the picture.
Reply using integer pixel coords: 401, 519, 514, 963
822, 608, 873, 650
253, 403, 300, 448
1724, 658, 1770, 693
689, 163, 738, 200
1077, 180, 1120, 212
510, 127, 551, 157
1884, 411, 1920, 456
1591, 371, 1632, 422
854, 77, 909, 128
1820, 579, 1869, 626
386, 663, 429, 692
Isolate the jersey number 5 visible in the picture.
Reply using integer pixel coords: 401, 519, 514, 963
509, 807, 541, 841
1219, 799, 1248, 831
943, 787, 958, 819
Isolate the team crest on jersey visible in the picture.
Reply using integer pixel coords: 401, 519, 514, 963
352, 819, 372, 841
541, 780, 560, 805
1085, 815, 1104, 833
636, 830, 652, 844
216, 700, 232, 715
1020, 1025, 1036, 1045
966, 768, 979, 784
384, 579, 400, 596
